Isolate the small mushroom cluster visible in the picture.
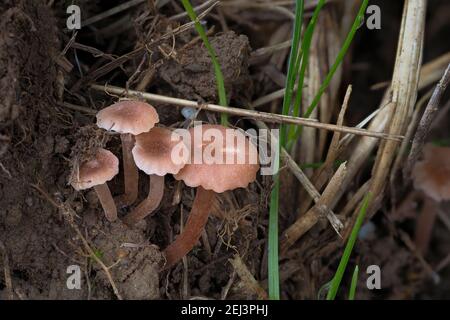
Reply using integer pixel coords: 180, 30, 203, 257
70, 100, 260, 268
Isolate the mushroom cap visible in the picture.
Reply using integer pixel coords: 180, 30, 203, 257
174, 124, 259, 193
132, 127, 189, 176
412, 144, 450, 202
71, 148, 119, 191
96, 100, 159, 135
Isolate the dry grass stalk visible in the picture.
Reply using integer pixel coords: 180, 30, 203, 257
310, 52, 449, 225
403, 63, 450, 179
299, 22, 321, 177
229, 254, 268, 300
280, 162, 347, 253
252, 118, 343, 235
300, 0, 427, 229
298, 85, 352, 216
368, 0, 426, 204
319, 10, 342, 158
419, 51, 450, 89
30, 184, 123, 300
91, 84, 403, 141
390, 87, 433, 193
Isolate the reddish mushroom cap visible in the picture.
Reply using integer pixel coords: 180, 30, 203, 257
132, 127, 189, 176
96, 100, 159, 135
174, 124, 259, 193
71, 148, 119, 191
412, 144, 450, 202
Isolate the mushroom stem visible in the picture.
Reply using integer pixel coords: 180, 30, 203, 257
94, 183, 117, 222
117, 133, 139, 206
123, 175, 165, 226
163, 187, 215, 269
414, 196, 438, 254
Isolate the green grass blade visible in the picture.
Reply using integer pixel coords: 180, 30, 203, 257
318, 281, 332, 300
348, 265, 359, 300
268, 0, 304, 300
287, 0, 326, 143
181, 0, 228, 125
280, 0, 304, 146
268, 173, 280, 300
326, 192, 372, 300
293, 0, 370, 140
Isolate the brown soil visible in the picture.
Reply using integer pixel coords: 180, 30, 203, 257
0, 0, 449, 300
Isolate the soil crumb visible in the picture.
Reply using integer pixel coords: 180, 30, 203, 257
157, 31, 253, 104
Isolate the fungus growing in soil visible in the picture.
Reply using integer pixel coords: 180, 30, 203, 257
96, 100, 159, 207
122, 127, 189, 225
70, 148, 119, 222
163, 124, 259, 269
412, 144, 450, 253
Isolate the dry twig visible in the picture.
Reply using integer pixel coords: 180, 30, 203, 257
229, 254, 268, 300
91, 84, 403, 141
403, 63, 450, 179
30, 184, 123, 300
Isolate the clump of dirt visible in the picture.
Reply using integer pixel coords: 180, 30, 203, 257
85, 220, 163, 300
0, 0, 70, 299
157, 31, 253, 104
0, 1, 162, 300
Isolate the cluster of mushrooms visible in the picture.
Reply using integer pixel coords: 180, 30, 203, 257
70, 100, 260, 268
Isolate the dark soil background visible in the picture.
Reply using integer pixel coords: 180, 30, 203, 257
0, 0, 449, 300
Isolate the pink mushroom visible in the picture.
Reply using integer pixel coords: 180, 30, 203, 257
96, 100, 159, 207
70, 148, 119, 221
122, 127, 189, 226
412, 144, 450, 253
163, 124, 259, 269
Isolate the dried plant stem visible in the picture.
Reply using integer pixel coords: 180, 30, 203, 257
229, 254, 268, 300
282, 148, 343, 234
280, 162, 347, 254
169, 0, 217, 20
368, 0, 426, 203
81, 0, 146, 28
71, 223, 123, 299
298, 85, 352, 216
403, 63, 450, 180
123, 175, 165, 225
279, 23, 446, 252
30, 184, 123, 300
252, 118, 342, 236
90, 84, 403, 141
419, 52, 450, 89
390, 87, 433, 193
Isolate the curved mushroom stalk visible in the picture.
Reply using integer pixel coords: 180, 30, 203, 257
94, 183, 117, 222
116, 133, 139, 207
123, 175, 165, 226
163, 187, 215, 269
414, 196, 438, 254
